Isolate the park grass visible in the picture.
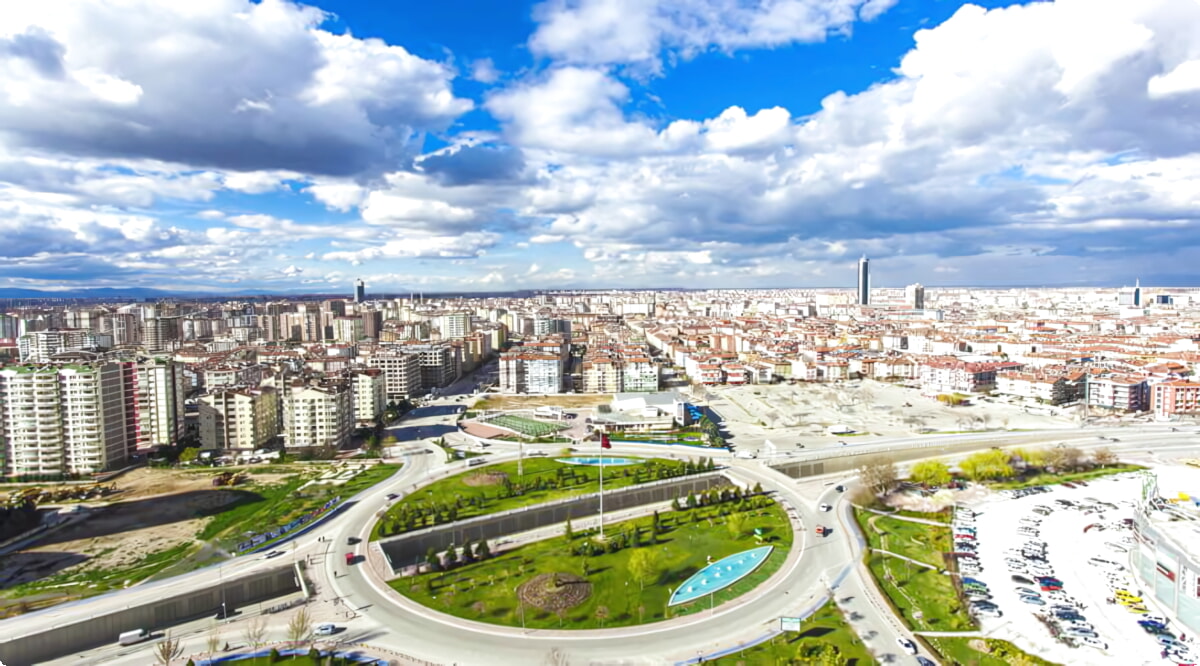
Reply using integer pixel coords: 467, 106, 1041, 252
865, 552, 975, 632
389, 500, 793, 630
854, 506, 973, 633
988, 465, 1143, 490
202, 464, 399, 547
924, 637, 1059, 666
712, 599, 875, 665
894, 508, 952, 523
854, 511, 951, 568
374, 457, 701, 540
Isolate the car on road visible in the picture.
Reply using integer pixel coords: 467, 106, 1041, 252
315, 623, 338, 636
385, 493, 399, 500
819, 503, 832, 512
916, 658, 935, 666
896, 638, 917, 654
346, 536, 361, 545
262, 550, 284, 560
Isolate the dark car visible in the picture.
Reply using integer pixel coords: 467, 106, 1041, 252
346, 536, 361, 545
1012, 574, 1035, 584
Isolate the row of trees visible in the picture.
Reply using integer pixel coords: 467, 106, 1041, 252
425, 538, 493, 573
857, 444, 1121, 496
379, 458, 720, 537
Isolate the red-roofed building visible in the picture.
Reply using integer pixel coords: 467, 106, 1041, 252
1152, 380, 1200, 417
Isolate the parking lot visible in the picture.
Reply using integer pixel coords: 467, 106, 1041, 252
961, 471, 1197, 665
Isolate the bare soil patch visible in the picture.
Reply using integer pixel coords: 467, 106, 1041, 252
463, 471, 508, 487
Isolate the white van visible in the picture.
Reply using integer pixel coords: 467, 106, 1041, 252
315, 623, 337, 636
118, 629, 149, 645
734, 451, 756, 459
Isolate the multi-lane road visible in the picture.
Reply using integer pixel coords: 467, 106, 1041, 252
23, 387, 1200, 665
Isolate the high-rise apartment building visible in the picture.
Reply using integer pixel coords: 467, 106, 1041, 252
363, 349, 422, 400
905, 283, 925, 310
438, 312, 471, 339
857, 256, 871, 305
18, 329, 93, 362
348, 369, 387, 426
334, 316, 365, 343
132, 358, 188, 450
281, 379, 352, 451
500, 350, 564, 394
198, 386, 281, 450
0, 363, 133, 478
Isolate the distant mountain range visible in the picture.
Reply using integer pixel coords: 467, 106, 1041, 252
0, 287, 283, 300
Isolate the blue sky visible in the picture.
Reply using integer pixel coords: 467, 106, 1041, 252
2, 0, 1200, 293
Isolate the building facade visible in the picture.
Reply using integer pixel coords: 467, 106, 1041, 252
0, 363, 133, 478
197, 386, 281, 450
281, 380, 352, 450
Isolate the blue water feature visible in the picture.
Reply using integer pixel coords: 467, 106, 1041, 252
557, 456, 643, 466
668, 545, 774, 606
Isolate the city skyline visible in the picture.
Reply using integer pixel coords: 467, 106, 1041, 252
3, 1, 1200, 294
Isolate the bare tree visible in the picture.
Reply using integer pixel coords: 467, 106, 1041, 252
857, 457, 899, 496
154, 632, 184, 666
243, 617, 267, 649
287, 606, 313, 645
205, 625, 221, 660
594, 605, 609, 628
1094, 447, 1118, 467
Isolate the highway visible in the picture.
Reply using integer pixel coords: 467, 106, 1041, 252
22, 381, 1200, 665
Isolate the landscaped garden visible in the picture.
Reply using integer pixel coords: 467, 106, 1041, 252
388, 487, 792, 630
712, 599, 875, 665
854, 512, 951, 568
373, 457, 717, 539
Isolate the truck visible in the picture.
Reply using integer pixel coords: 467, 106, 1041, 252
118, 629, 149, 646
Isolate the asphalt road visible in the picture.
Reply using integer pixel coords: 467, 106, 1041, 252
24, 395, 1200, 666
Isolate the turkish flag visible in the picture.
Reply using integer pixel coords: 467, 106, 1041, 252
601, 433, 612, 449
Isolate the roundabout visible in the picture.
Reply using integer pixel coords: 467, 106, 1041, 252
380, 469, 794, 631
18, 393, 1200, 666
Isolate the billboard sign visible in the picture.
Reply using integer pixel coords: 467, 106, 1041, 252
780, 617, 802, 632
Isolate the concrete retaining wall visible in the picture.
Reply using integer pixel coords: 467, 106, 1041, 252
0, 565, 303, 665
769, 438, 1024, 479
380, 472, 728, 571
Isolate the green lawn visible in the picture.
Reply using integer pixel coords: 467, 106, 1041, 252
389, 498, 792, 630
374, 457, 710, 539
854, 511, 950, 568
712, 599, 875, 665
988, 465, 1143, 490
924, 637, 1059, 666
204, 464, 399, 548
865, 552, 974, 631
894, 508, 952, 523
854, 507, 971, 631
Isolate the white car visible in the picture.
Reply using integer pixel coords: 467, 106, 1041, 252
896, 638, 918, 654
819, 503, 832, 512
262, 550, 284, 560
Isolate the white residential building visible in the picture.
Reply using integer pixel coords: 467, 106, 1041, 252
281, 380, 352, 450
0, 363, 133, 478
349, 369, 387, 426
198, 386, 281, 450
133, 358, 188, 450
363, 349, 422, 400
18, 329, 93, 362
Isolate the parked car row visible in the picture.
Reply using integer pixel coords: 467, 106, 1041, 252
1001, 485, 1051, 500
1000, 506, 1110, 651
953, 506, 997, 615
1092, 558, 1196, 663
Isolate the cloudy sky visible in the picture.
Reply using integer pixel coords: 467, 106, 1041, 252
2, 0, 1199, 294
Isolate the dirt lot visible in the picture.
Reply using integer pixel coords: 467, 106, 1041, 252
472, 394, 611, 410
0, 468, 295, 594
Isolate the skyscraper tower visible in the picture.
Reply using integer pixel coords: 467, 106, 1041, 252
354, 279, 365, 304
1133, 278, 1142, 307
905, 283, 925, 310
857, 256, 871, 305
